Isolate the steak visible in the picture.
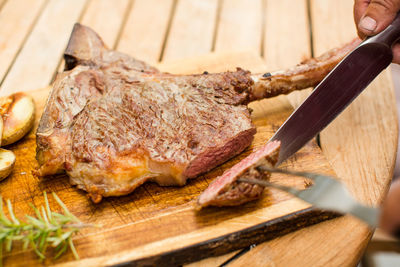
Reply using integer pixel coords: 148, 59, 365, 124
197, 140, 280, 208
36, 23, 359, 203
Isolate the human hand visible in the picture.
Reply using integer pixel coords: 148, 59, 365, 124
354, 0, 400, 63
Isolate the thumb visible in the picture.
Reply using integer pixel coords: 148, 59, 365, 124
358, 0, 400, 37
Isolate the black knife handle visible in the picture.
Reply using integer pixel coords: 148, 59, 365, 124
366, 12, 400, 47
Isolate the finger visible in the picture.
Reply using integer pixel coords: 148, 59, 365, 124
354, 0, 371, 39
358, 0, 400, 37
392, 43, 400, 64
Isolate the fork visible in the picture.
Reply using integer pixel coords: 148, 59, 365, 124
238, 167, 380, 227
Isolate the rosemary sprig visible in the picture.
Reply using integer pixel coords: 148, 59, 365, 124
0, 192, 92, 265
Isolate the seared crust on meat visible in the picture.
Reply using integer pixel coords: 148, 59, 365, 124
36, 24, 257, 202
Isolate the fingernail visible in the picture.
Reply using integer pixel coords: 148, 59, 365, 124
359, 16, 377, 32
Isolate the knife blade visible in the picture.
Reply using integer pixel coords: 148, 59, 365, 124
270, 14, 400, 165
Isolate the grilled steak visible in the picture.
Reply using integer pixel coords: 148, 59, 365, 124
36, 23, 359, 203
197, 140, 280, 208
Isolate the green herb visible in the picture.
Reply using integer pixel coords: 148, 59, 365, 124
0, 192, 92, 265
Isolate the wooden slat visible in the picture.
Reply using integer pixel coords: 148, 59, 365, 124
117, 0, 174, 64
0, 0, 46, 83
0, 0, 88, 95
81, 0, 130, 48
162, 0, 218, 61
264, 0, 311, 108
214, 0, 262, 53
311, 0, 357, 53
263, 0, 310, 70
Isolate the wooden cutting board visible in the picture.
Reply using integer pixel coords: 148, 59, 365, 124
0, 52, 340, 266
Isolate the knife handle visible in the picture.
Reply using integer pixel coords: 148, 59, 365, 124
366, 12, 400, 47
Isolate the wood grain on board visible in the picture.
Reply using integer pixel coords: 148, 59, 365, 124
1, 52, 339, 266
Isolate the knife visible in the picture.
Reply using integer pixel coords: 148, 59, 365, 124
270, 14, 400, 165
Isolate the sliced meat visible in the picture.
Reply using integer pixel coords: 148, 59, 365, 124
197, 141, 280, 208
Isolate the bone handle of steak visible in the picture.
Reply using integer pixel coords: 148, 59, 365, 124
64, 23, 107, 70
249, 38, 361, 100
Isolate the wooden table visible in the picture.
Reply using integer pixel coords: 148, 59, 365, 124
0, 0, 397, 266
